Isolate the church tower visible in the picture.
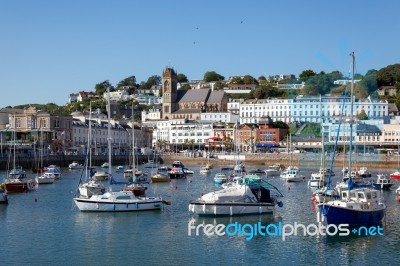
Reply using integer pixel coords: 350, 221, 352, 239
162, 67, 178, 119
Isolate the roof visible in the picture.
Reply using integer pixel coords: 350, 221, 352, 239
173, 109, 201, 114
178, 89, 210, 103
356, 123, 382, 135
207, 90, 225, 104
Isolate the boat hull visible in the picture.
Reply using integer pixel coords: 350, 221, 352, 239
4, 180, 36, 193
372, 183, 393, 190
189, 202, 275, 216
73, 198, 164, 212
319, 204, 386, 225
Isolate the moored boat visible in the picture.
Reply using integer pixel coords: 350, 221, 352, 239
151, 172, 170, 183
69, 161, 83, 169
372, 174, 393, 190
9, 167, 26, 179
168, 167, 186, 179
4, 178, 37, 193
280, 167, 304, 182
189, 179, 283, 216
35, 172, 55, 184
214, 172, 228, 185
318, 187, 386, 225
390, 171, 400, 180
74, 190, 169, 212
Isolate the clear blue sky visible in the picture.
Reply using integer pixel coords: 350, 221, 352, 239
0, 0, 399, 107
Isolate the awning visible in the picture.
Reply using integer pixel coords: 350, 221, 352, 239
256, 143, 278, 147
208, 136, 220, 141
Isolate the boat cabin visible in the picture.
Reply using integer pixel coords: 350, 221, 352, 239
341, 189, 378, 203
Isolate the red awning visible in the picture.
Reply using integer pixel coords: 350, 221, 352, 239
208, 137, 220, 141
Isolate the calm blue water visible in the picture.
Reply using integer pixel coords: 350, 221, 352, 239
1, 165, 400, 265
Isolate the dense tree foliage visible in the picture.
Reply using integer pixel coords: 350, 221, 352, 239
95, 80, 114, 95
299, 69, 317, 80
272, 120, 289, 129
377, 64, 400, 86
177, 73, 188, 83
358, 69, 377, 95
116, 76, 137, 88
139, 75, 161, 90
357, 109, 368, 120
179, 84, 192, 90
204, 71, 224, 82
249, 84, 287, 99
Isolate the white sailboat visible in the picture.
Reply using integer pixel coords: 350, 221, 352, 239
74, 89, 169, 212
124, 106, 145, 182
280, 133, 304, 182
77, 101, 105, 198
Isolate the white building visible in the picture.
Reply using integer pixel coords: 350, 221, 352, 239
141, 108, 162, 122
333, 79, 361, 85
152, 119, 213, 151
68, 93, 79, 103
239, 95, 388, 124
103, 89, 130, 102
133, 94, 162, 105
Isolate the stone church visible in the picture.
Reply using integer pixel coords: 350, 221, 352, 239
162, 67, 228, 120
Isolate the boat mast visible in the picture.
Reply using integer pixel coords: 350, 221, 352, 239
13, 113, 16, 171
107, 87, 112, 176
131, 103, 135, 170
348, 52, 355, 175
88, 101, 92, 170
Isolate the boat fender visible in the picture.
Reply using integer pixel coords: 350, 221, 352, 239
277, 201, 283, 208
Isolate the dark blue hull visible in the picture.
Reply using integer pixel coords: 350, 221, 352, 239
319, 205, 385, 225
372, 183, 393, 190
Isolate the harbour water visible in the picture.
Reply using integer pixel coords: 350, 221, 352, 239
1, 165, 400, 265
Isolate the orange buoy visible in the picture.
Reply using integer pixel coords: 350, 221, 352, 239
311, 196, 316, 201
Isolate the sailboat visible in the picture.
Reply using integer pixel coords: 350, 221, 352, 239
77, 101, 105, 198
4, 116, 36, 193
74, 89, 170, 212
35, 132, 55, 184
124, 109, 146, 182
318, 52, 386, 225
280, 133, 304, 182
308, 127, 327, 188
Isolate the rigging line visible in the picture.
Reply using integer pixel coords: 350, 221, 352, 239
326, 81, 350, 188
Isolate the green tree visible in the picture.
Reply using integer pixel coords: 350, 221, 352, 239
301, 85, 319, 96
139, 75, 161, 90
377, 64, 400, 86
242, 75, 258, 84
179, 84, 192, 90
357, 109, 368, 120
177, 73, 188, 83
95, 80, 114, 95
214, 81, 225, 90
230, 77, 243, 84
116, 76, 137, 88
299, 69, 317, 80
359, 69, 377, 95
204, 71, 224, 82
272, 120, 289, 129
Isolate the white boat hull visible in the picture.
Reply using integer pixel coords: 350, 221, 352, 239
74, 197, 164, 212
188, 202, 274, 216
35, 176, 55, 184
